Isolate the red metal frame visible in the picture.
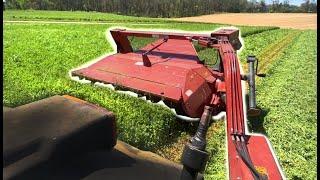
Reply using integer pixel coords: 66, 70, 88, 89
216, 37, 283, 180
72, 28, 283, 180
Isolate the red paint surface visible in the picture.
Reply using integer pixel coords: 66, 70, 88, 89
73, 38, 216, 117
219, 38, 282, 180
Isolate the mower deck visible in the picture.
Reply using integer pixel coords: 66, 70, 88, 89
72, 38, 216, 117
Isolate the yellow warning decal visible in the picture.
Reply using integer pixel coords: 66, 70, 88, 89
255, 166, 268, 176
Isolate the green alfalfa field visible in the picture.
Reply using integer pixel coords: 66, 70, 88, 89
3, 10, 317, 180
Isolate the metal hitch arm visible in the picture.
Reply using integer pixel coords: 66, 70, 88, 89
142, 37, 168, 67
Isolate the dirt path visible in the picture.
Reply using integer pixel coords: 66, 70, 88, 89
174, 13, 317, 30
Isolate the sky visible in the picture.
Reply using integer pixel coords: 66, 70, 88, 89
264, 0, 316, 6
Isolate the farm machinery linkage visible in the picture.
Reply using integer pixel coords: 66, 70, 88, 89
71, 28, 284, 180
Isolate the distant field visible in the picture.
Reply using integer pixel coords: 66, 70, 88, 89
4, 10, 279, 37
174, 13, 317, 29
3, 10, 317, 180
3, 10, 167, 23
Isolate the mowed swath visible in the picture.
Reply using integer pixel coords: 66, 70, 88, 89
3, 22, 267, 151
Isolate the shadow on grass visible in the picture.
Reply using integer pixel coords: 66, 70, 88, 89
148, 119, 200, 162
159, 118, 198, 146
245, 94, 269, 136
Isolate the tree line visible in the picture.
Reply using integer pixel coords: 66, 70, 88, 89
5, 0, 317, 17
